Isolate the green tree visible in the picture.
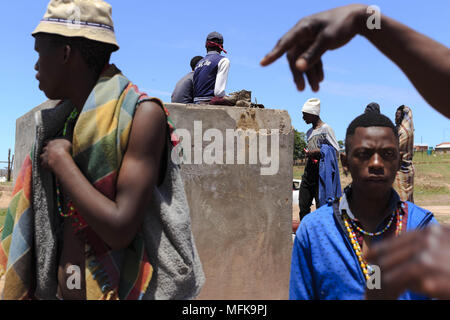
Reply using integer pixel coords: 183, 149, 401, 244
294, 129, 307, 160
338, 140, 345, 150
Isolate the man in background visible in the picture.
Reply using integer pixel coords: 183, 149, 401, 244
395, 105, 415, 202
193, 32, 230, 104
298, 98, 341, 220
171, 56, 203, 104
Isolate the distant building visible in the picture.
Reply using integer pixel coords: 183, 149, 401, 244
435, 142, 450, 154
414, 144, 428, 152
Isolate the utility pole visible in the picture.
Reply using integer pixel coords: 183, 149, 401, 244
11, 154, 14, 181
7, 149, 11, 182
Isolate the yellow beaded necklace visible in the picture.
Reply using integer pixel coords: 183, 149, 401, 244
343, 209, 404, 280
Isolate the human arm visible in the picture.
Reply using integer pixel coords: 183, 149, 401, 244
260, 4, 450, 118
365, 223, 450, 300
306, 148, 321, 160
214, 58, 230, 97
40, 101, 167, 250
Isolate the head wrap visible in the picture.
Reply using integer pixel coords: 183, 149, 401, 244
302, 98, 321, 116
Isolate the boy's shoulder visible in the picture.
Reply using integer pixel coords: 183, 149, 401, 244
405, 201, 436, 229
296, 204, 335, 237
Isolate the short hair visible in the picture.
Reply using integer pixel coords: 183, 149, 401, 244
190, 56, 203, 71
364, 102, 381, 114
397, 105, 405, 113
345, 112, 398, 153
396, 105, 406, 120
45, 34, 116, 76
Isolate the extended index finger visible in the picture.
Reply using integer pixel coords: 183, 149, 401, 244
260, 23, 307, 66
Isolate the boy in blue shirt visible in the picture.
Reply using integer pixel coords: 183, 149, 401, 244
290, 112, 437, 300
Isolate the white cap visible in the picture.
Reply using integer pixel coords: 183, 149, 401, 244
302, 98, 321, 116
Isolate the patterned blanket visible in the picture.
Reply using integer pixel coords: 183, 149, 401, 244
395, 105, 414, 203
0, 65, 177, 299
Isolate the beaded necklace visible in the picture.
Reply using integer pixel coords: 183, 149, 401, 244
343, 207, 404, 280
55, 108, 88, 230
347, 210, 396, 237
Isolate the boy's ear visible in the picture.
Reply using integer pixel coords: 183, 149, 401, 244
340, 153, 349, 176
63, 44, 72, 64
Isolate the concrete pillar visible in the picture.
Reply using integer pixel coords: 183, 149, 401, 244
13, 100, 59, 182
14, 101, 293, 300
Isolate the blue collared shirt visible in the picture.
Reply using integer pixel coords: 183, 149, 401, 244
290, 188, 437, 300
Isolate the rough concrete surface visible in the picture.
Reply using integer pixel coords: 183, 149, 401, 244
166, 103, 293, 299
14, 101, 294, 300
13, 100, 58, 181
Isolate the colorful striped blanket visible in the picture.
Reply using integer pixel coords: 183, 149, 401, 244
395, 105, 414, 203
0, 65, 177, 299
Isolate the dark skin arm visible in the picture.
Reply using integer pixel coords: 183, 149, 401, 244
365, 225, 450, 300
260, 4, 450, 118
40, 101, 166, 250
306, 148, 321, 160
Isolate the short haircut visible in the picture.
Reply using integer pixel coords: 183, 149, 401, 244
364, 102, 381, 114
345, 112, 398, 153
45, 33, 116, 76
190, 56, 203, 71
397, 105, 405, 113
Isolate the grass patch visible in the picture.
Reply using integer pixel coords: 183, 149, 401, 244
434, 215, 450, 225
293, 154, 450, 205
0, 208, 7, 229
293, 166, 305, 180
413, 153, 450, 164
293, 163, 352, 186
415, 184, 449, 196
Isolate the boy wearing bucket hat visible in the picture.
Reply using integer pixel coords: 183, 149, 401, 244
0, 0, 204, 300
193, 31, 230, 104
298, 98, 341, 221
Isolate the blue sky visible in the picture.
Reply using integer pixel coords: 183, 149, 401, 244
0, 1, 449, 166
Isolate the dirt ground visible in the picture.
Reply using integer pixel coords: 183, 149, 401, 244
0, 192, 12, 209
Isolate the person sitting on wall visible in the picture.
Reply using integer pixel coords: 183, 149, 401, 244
171, 56, 203, 104
193, 32, 230, 105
